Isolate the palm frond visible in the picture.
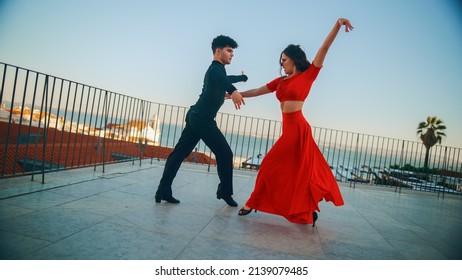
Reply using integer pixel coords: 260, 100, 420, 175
437, 125, 447, 130
417, 122, 427, 129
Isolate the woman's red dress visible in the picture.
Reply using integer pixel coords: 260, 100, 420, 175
245, 64, 344, 224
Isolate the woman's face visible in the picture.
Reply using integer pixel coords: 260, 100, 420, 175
281, 53, 296, 75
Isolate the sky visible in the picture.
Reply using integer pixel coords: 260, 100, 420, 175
1, 0, 461, 148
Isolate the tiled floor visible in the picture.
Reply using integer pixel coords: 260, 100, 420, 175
0, 160, 461, 260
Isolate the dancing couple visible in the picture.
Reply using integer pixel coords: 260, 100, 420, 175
155, 18, 353, 226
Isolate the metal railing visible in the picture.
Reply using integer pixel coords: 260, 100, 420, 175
1, 62, 461, 196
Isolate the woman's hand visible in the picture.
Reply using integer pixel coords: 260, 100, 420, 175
338, 18, 354, 32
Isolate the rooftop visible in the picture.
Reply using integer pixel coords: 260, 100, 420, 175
0, 160, 461, 260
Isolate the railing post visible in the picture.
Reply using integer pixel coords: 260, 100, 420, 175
102, 90, 108, 173
40, 75, 50, 183
350, 134, 359, 189
1, 65, 16, 179
395, 140, 405, 194
207, 150, 212, 172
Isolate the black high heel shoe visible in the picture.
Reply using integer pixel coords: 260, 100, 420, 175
155, 194, 180, 204
312, 212, 318, 227
238, 207, 256, 216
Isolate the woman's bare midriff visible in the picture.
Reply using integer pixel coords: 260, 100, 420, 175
280, 101, 304, 113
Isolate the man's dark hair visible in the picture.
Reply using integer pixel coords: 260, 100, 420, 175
211, 35, 238, 52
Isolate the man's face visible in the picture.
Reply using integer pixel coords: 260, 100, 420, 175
216, 46, 234, 65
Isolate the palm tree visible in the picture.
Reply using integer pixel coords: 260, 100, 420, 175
417, 116, 446, 169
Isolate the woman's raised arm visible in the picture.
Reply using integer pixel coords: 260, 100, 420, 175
312, 18, 353, 68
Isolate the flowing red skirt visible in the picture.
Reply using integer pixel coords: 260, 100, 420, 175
246, 110, 344, 224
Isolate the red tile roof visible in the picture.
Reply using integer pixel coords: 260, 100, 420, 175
0, 122, 216, 177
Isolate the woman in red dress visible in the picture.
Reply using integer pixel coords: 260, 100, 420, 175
238, 18, 353, 225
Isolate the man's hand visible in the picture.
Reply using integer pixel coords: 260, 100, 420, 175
231, 91, 245, 109
241, 71, 248, 82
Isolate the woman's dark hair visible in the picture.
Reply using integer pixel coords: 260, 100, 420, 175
211, 35, 238, 52
280, 44, 311, 73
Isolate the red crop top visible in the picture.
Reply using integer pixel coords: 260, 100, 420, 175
266, 64, 321, 102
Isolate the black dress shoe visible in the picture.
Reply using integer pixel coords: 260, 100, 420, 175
217, 193, 238, 207
216, 183, 237, 207
155, 194, 180, 204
